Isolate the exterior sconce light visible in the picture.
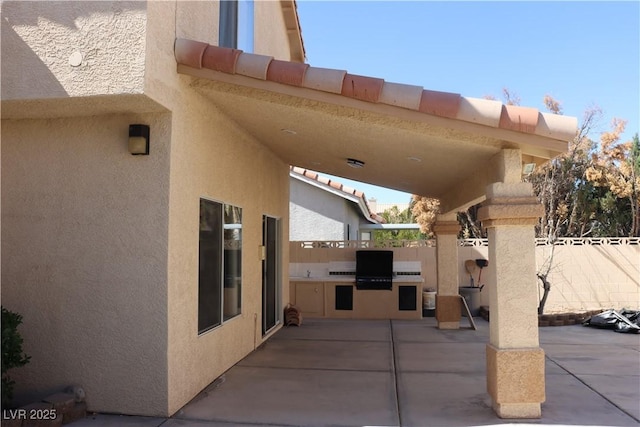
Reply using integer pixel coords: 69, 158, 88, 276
347, 158, 365, 168
522, 163, 536, 175
129, 124, 150, 155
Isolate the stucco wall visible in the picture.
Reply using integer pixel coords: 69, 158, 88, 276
145, 1, 296, 113
254, 1, 296, 61
174, 1, 218, 46
1, 113, 171, 415
1, 1, 147, 101
170, 0, 294, 61
289, 178, 351, 241
166, 89, 290, 415
1, 0, 296, 106
2, 0, 294, 417
141, 1, 292, 413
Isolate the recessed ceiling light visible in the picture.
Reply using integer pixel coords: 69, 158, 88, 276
281, 128, 297, 135
347, 158, 365, 168
407, 156, 422, 162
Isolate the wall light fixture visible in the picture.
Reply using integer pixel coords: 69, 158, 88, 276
129, 124, 150, 155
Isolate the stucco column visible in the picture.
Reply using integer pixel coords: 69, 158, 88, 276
433, 213, 461, 330
477, 182, 545, 419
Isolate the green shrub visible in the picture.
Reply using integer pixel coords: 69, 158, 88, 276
1, 306, 31, 409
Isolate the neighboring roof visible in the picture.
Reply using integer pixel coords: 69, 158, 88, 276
174, 39, 576, 141
290, 166, 384, 224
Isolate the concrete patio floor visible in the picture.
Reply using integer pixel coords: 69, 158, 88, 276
73, 318, 639, 427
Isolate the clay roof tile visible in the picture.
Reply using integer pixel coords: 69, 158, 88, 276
499, 105, 540, 134
175, 38, 577, 141
341, 73, 384, 103
267, 60, 309, 87
202, 45, 242, 74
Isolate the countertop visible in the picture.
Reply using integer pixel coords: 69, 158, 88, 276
289, 276, 424, 283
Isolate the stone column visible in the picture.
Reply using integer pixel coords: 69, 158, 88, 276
433, 213, 461, 329
477, 182, 545, 419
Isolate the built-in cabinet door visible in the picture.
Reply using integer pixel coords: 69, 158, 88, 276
293, 282, 324, 317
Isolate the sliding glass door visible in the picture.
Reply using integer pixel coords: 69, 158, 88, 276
262, 215, 281, 335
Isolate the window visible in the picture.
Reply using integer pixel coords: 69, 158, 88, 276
199, 198, 242, 334
219, 0, 254, 52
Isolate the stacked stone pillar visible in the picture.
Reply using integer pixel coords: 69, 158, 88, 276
433, 214, 461, 330
477, 182, 545, 418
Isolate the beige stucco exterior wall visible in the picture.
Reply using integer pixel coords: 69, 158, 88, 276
1, 1, 147, 101
165, 88, 290, 415
143, 1, 292, 413
174, 1, 218, 46
3, 0, 294, 417
0, 0, 298, 111
254, 1, 298, 61
144, 0, 297, 113
1, 113, 171, 415
163, 1, 296, 62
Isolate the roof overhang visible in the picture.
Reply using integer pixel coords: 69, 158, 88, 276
175, 40, 578, 214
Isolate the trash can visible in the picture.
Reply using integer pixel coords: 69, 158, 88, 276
459, 286, 481, 317
422, 289, 436, 317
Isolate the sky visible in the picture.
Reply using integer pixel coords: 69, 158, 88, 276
294, 1, 640, 204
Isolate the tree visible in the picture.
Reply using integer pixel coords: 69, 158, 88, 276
536, 247, 555, 315
526, 103, 603, 238
526, 98, 638, 238
585, 124, 640, 236
484, 88, 521, 106
457, 206, 485, 239
373, 205, 425, 244
409, 196, 440, 238
410, 195, 486, 239
633, 134, 640, 234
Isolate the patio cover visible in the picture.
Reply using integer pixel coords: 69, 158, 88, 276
174, 39, 578, 213
175, 38, 581, 419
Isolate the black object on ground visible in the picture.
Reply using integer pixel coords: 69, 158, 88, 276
582, 309, 640, 333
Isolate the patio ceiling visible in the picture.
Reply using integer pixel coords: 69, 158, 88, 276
175, 39, 578, 213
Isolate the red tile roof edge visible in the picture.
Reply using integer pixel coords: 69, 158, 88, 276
174, 39, 578, 142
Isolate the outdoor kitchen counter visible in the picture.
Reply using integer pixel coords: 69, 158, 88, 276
289, 276, 424, 282
289, 277, 424, 319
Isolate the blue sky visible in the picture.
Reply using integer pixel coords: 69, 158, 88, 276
295, 1, 640, 204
